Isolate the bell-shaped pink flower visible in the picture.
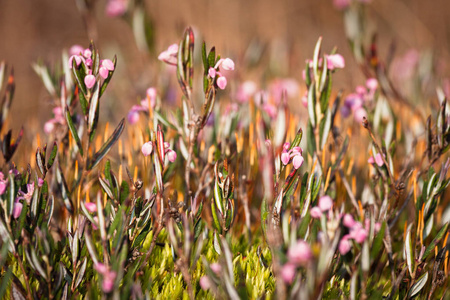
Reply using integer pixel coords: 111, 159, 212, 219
281, 152, 290, 165
44, 121, 55, 134
69, 45, 84, 56
94, 262, 108, 274
13, 202, 23, 219
351, 227, 368, 243
85, 202, 97, 213
199, 276, 211, 290
158, 44, 179, 65
220, 58, 235, 71
141, 141, 153, 157
84, 75, 96, 89
287, 240, 312, 265
280, 263, 296, 284
318, 195, 333, 212
127, 111, 140, 124
208, 67, 216, 78
68, 55, 82, 69
83, 49, 92, 59
374, 153, 384, 167
217, 76, 227, 90
99, 67, 109, 79
292, 155, 304, 169
342, 214, 356, 228
326, 54, 345, 70
366, 78, 378, 91
102, 59, 115, 71
102, 271, 116, 293
339, 236, 352, 254
310, 207, 323, 219
210, 263, 222, 274
166, 149, 177, 163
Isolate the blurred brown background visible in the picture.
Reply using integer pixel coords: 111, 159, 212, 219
1, 0, 450, 132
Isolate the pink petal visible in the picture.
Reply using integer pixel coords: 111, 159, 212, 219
310, 207, 323, 219
127, 111, 140, 124
339, 236, 352, 254
292, 155, 304, 169
217, 76, 227, 90
210, 263, 222, 274
280, 263, 296, 284
199, 276, 211, 290
13, 202, 23, 219
84, 75, 96, 89
281, 152, 290, 165
368, 156, 375, 164
327, 54, 345, 70
84, 202, 97, 213
208, 67, 216, 78
221, 58, 235, 71
374, 153, 384, 167
167, 149, 177, 163
318, 195, 333, 212
102, 59, 115, 71
99, 66, 109, 79
83, 49, 92, 59
342, 214, 356, 228
141, 142, 153, 157
69, 45, 84, 56
366, 78, 378, 91
287, 240, 312, 265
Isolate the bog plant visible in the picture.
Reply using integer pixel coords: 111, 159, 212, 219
0, 1, 449, 299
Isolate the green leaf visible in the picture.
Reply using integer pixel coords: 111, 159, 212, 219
307, 121, 316, 157
211, 200, 222, 234
65, 106, 83, 156
72, 59, 87, 95
307, 83, 316, 128
0, 268, 12, 298
88, 82, 100, 142
46, 141, 58, 170
208, 47, 216, 70
87, 118, 125, 170
422, 222, 448, 260
319, 108, 332, 150
370, 222, 386, 259
202, 42, 208, 70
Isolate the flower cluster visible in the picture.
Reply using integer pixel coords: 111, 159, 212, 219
44, 107, 65, 134
158, 44, 179, 65
127, 87, 157, 124
341, 78, 378, 122
281, 240, 313, 283
310, 195, 334, 219
94, 263, 117, 293
68, 45, 115, 89
208, 58, 235, 90
142, 141, 177, 163
281, 143, 304, 169
339, 214, 381, 255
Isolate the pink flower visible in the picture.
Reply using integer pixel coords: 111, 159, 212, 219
210, 263, 222, 274
13, 202, 23, 219
342, 214, 356, 228
326, 54, 345, 70
217, 76, 227, 90
102, 271, 117, 293
350, 227, 368, 243
280, 263, 297, 284
333, 0, 351, 10
69, 45, 84, 56
281, 152, 290, 165
158, 44, 179, 65
166, 149, 177, 163
85, 202, 97, 213
38, 178, 44, 187
68, 55, 82, 69
292, 154, 304, 169
44, 121, 55, 134
310, 207, 323, 219
374, 153, 384, 167
0, 180, 6, 195
236, 81, 257, 102
339, 236, 352, 255
287, 240, 312, 265
127, 111, 140, 124
318, 195, 333, 212
199, 276, 211, 290
219, 58, 235, 71
353, 107, 367, 123
374, 222, 382, 233
18, 182, 34, 204
366, 78, 378, 91
141, 142, 153, 157
83, 49, 92, 59
102, 59, 115, 71
94, 262, 108, 274
106, 0, 127, 17
146, 87, 157, 101
84, 75, 96, 89
208, 67, 216, 78
367, 156, 375, 164
99, 67, 109, 79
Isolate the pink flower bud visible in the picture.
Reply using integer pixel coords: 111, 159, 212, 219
68, 55, 82, 69
141, 142, 153, 157
217, 76, 227, 90
318, 195, 333, 212
352, 227, 368, 243
208, 67, 216, 78
310, 207, 323, 219
84, 75, 96, 89
69, 45, 84, 56
367, 156, 375, 164
339, 236, 352, 254
44, 121, 55, 134
374, 222, 382, 233
210, 263, 222, 274
13, 202, 23, 219
158, 44, 179, 65
102, 271, 116, 293
99, 66, 109, 79
38, 178, 44, 187
146, 87, 157, 100
94, 262, 107, 274
366, 78, 378, 91
287, 240, 312, 265
353, 107, 367, 123
342, 214, 356, 228
326, 54, 345, 70
280, 263, 296, 284
374, 153, 384, 167
281, 152, 290, 165
85, 202, 97, 213
283, 142, 290, 150
127, 111, 140, 124
167, 149, 177, 163
83, 49, 92, 59
102, 59, 115, 71
292, 146, 302, 155
221, 58, 235, 71
0, 181, 7, 195
292, 155, 304, 169
106, 0, 127, 17
199, 276, 211, 290
85, 59, 93, 67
